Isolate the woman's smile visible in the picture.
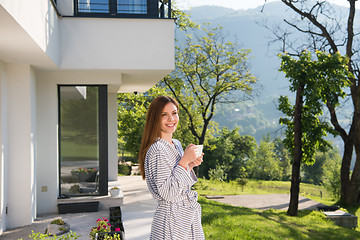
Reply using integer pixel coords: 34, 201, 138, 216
160, 103, 179, 138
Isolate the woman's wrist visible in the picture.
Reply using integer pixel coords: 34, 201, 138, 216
178, 163, 187, 170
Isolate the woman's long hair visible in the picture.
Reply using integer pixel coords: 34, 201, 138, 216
139, 96, 179, 179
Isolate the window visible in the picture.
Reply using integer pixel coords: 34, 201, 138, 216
118, 0, 147, 14
58, 85, 108, 197
74, 0, 167, 18
78, 0, 109, 13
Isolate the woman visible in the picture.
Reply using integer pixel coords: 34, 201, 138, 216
139, 96, 205, 240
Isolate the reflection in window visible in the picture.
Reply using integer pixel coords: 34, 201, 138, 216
118, 0, 147, 14
78, 0, 109, 13
77, 0, 147, 15
59, 86, 100, 197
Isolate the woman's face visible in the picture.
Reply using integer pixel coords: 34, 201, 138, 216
160, 102, 179, 138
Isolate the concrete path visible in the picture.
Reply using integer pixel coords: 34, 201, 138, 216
0, 176, 326, 239
205, 193, 327, 210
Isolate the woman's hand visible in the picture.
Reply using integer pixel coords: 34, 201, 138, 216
178, 144, 197, 169
189, 153, 204, 170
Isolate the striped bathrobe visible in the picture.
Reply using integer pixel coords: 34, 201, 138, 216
145, 138, 205, 240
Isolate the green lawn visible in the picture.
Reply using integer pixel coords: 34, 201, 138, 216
195, 179, 360, 239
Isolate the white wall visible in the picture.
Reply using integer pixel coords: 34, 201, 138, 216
0, 0, 61, 65
60, 18, 174, 70
6, 64, 37, 228
36, 71, 122, 214
108, 92, 119, 181
0, 60, 8, 235
35, 76, 58, 214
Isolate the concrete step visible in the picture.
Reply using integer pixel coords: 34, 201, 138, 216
323, 210, 358, 229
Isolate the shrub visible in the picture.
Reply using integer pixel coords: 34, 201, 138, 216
26, 230, 80, 240
209, 165, 227, 182
118, 164, 131, 175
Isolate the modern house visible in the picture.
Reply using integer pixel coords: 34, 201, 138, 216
0, 0, 174, 234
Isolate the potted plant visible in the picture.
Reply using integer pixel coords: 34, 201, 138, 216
90, 217, 111, 240
45, 218, 70, 236
109, 187, 120, 198
71, 168, 98, 182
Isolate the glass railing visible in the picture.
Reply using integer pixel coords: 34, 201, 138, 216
74, 0, 172, 18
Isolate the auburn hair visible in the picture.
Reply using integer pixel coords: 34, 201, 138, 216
139, 96, 179, 179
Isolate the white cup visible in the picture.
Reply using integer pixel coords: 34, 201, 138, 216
195, 145, 203, 158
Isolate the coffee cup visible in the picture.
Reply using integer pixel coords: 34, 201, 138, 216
195, 145, 203, 158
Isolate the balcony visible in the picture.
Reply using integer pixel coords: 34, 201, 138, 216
56, 0, 172, 19
0, 0, 174, 91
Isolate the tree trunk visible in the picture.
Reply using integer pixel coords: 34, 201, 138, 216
344, 97, 360, 205
287, 84, 304, 216
345, 155, 360, 205
339, 138, 353, 204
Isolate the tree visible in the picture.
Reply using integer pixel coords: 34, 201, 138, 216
201, 128, 257, 180
265, 0, 360, 207
273, 137, 291, 181
301, 151, 327, 186
163, 23, 258, 146
247, 137, 283, 181
323, 151, 342, 200
278, 50, 350, 216
117, 87, 167, 160
302, 147, 342, 186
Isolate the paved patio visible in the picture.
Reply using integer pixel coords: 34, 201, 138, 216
0, 176, 157, 240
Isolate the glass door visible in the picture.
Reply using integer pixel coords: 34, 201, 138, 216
58, 85, 108, 197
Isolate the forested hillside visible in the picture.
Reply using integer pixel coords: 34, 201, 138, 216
182, 3, 354, 143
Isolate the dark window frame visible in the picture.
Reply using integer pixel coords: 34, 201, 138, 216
58, 84, 108, 198
74, 0, 160, 18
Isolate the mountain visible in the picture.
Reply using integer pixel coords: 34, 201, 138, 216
179, 2, 355, 145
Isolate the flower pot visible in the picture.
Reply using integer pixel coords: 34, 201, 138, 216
77, 172, 97, 182
95, 231, 125, 240
109, 188, 120, 197
57, 201, 99, 214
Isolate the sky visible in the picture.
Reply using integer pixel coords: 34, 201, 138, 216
176, 0, 350, 11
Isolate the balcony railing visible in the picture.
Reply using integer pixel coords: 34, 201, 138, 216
73, 0, 172, 18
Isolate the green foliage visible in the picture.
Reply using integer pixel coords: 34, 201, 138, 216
247, 137, 283, 180
194, 178, 333, 203
208, 165, 227, 182
301, 147, 341, 186
117, 86, 167, 158
163, 23, 257, 145
171, 1, 199, 30
278, 50, 352, 164
236, 167, 248, 191
103, 233, 123, 240
27, 230, 80, 240
50, 218, 65, 225
118, 164, 132, 176
323, 155, 342, 200
201, 127, 257, 180
273, 137, 291, 181
90, 218, 111, 240
60, 87, 99, 144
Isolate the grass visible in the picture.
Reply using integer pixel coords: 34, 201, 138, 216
194, 178, 334, 205
194, 179, 360, 239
